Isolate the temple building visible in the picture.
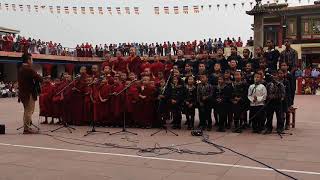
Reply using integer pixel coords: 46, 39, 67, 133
247, 0, 320, 67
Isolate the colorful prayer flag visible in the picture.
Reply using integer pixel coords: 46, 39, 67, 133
125, 7, 130, 14
89, 7, 94, 14
56, 6, 61, 14
81, 7, 86, 14
134, 7, 139, 15
34, 5, 39, 12
164, 6, 169, 14
64, 6, 69, 14
12, 4, 16, 11
107, 7, 112, 15
183, 6, 188, 14
116, 7, 121, 15
154, 7, 160, 15
174, 6, 179, 14
73, 7, 77, 14
98, 7, 103, 15
27, 5, 31, 12
193, 6, 199, 13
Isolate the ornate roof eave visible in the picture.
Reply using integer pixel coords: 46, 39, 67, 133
246, 3, 288, 16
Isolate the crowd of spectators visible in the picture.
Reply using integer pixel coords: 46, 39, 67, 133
296, 65, 320, 95
0, 33, 254, 58
0, 81, 18, 98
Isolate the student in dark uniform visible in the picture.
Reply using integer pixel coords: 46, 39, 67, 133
242, 48, 253, 71
280, 62, 295, 130
184, 76, 197, 130
168, 76, 184, 129
197, 74, 213, 131
277, 69, 292, 130
214, 75, 233, 132
208, 63, 222, 126
155, 79, 170, 128
215, 47, 229, 72
251, 46, 264, 71
227, 46, 243, 69
209, 63, 222, 86
224, 70, 234, 129
174, 50, 186, 73
264, 40, 280, 71
231, 71, 247, 133
264, 71, 285, 134
244, 63, 255, 85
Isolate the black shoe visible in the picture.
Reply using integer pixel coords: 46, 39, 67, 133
285, 125, 290, 130
232, 128, 242, 133
217, 128, 226, 132
187, 126, 192, 130
207, 127, 212, 131
263, 129, 272, 135
276, 129, 284, 134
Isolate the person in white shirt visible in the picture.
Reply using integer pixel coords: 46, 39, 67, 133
248, 72, 267, 133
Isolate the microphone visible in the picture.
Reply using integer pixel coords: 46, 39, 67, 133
75, 74, 81, 79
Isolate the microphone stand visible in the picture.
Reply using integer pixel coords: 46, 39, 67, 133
51, 79, 78, 133
151, 71, 178, 136
84, 80, 110, 136
109, 80, 138, 136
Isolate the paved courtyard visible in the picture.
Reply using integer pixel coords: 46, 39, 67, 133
0, 96, 319, 180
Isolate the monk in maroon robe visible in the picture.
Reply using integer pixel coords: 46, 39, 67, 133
101, 54, 112, 70
136, 76, 156, 128
110, 75, 125, 126
39, 77, 54, 124
98, 79, 113, 125
61, 74, 73, 124
125, 80, 139, 126
140, 56, 152, 73
71, 66, 89, 125
151, 55, 165, 77
127, 47, 142, 77
52, 79, 65, 124
91, 64, 100, 79
113, 51, 128, 73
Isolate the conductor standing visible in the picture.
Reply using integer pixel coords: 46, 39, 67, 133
18, 53, 42, 134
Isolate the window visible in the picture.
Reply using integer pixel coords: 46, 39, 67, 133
313, 19, 320, 34
301, 19, 311, 35
287, 18, 297, 36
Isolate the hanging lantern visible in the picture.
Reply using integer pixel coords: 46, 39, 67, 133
225, 4, 228, 9
209, 5, 212, 11
217, 4, 220, 10
250, 2, 253, 8
241, 2, 245, 8
233, 3, 236, 9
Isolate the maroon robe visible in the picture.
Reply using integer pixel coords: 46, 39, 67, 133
126, 84, 139, 125
52, 81, 67, 119
128, 56, 142, 76
98, 83, 112, 124
110, 82, 125, 126
113, 57, 128, 73
136, 85, 156, 127
61, 81, 73, 124
151, 61, 165, 77
39, 82, 54, 118
70, 74, 88, 125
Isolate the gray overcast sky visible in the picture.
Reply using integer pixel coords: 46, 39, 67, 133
0, 0, 314, 47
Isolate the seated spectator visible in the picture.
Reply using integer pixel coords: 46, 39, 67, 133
311, 65, 320, 78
